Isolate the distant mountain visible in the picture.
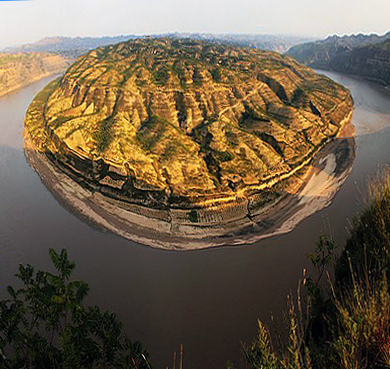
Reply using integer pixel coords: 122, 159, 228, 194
287, 32, 390, 85
4, 33, 312, 58
4, 35, 139, 58
164, 33, 312, 53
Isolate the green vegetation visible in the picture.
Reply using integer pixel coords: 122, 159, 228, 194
188, 209, 198, 223
240, 170, 390, 369
0, 249, 151, 369
214, 150, 235, 163
95, 117, 116, 153
210, 68, 222, 83
152, 65, 171, 86
136, 115, 169, 153
337, 172, 390, 284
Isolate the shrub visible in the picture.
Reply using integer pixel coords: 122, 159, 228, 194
241, 169, 390, 369
0, 249, 151, 369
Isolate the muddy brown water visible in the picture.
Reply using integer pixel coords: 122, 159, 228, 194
1, 71, 390, 368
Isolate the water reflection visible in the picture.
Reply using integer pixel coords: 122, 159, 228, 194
0, 72, 390, 368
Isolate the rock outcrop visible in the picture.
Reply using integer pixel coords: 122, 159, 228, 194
287, 32, 390, 86
0, 53, 70, 98
24, 38, 353, 231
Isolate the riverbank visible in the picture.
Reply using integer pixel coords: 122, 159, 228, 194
3, 70, 387, 369
0, 53, 69, 98
24, 116, 356, 250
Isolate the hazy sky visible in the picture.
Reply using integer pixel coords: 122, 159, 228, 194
0, 0, 389, 48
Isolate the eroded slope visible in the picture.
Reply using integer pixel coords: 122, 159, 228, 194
0, 53, 70, 97
24, 38, 353, 215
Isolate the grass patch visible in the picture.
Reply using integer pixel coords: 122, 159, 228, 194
136, 115, 168, 153
151, 64, 171, 86
94, 116, 115, 153
214, 150, 235, 163
50, 115, 77, 130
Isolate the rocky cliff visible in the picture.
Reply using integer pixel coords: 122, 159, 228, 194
287, 32, 390, 85
0, 53, 70, 97
24, 38, 353, 225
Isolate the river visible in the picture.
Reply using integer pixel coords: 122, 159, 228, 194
1, 71, 390, 368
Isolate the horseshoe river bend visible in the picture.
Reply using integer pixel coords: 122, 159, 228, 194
1, 70, 390, 368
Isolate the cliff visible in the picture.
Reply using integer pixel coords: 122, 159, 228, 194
0, 53, 70, 98
287, 32, 390, 85
24, 38, 353, 229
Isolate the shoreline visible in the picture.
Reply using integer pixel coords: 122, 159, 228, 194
314, 68, 390, 93
0, 71, 64, 99
24, 118, 356, 250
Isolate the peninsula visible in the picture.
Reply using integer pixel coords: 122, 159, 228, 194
23, 38, 355, 249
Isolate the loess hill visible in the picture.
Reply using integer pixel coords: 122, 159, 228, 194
0, 52, 69, 98
24, 38, 353, 215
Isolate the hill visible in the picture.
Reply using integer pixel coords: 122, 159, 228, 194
287, 32, 390, 85
23, 38, 353, 246
0, 53, 70, 98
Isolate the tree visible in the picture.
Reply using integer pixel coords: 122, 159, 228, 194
0, 249, 152, 369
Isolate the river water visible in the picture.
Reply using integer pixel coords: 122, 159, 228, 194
1, 71, 390, 368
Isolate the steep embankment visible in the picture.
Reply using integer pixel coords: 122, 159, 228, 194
24, 38, 354, 247
0, 53, 70, 98
287, 32, 390, 85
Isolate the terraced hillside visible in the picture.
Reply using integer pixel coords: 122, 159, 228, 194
24, 38, 353, 229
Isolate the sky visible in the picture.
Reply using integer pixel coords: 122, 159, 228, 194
0, 0, 389, 48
